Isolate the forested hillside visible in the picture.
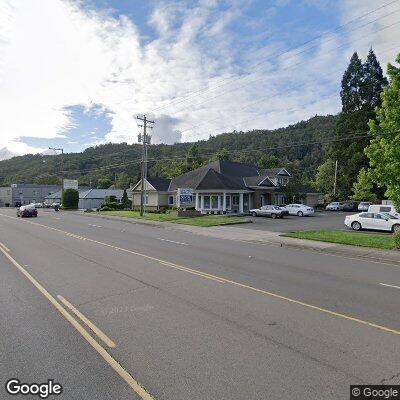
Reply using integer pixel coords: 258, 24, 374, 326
0, 114, 337, 187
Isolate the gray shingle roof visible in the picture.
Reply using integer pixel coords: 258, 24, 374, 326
147, 177, 171, 191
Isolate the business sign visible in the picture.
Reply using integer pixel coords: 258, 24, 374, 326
63, 179, 78, 190
177, 188, 193, 206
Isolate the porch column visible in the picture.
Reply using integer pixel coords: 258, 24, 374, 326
222, 192, 226, 212
195, 193, 199, 210
217, 195, 221, 211
239, 193, 244, 213
200, 195, 204, 212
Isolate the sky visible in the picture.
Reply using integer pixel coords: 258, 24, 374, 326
0, 0, 399, 157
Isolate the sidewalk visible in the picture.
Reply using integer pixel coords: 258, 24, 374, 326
85, 212, 400, 266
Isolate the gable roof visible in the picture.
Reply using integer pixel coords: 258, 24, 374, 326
259, 168, 291, 177
243, 175, 276, 187
147, 177, 171, 191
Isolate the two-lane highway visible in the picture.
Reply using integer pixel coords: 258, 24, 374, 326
1, 208, 399, 399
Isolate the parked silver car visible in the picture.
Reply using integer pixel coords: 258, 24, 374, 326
250, 205, 285, 219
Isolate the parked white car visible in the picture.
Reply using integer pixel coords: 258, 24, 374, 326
368, 204, 400, 218
345, 212, 400, 232
326, 202, 343, 211
358, 201, 373, 211
282, 204, 314, 217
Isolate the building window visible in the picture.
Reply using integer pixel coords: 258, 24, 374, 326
144, 195, 149, 205
211, 195, 219, 209
232, 195, 239, 206
225, 195, 231, 209
203, 195, 211, 209
168, 195, 174, 206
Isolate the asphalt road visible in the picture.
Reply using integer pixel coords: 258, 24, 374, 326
0, 208, 399, 399
240, 211, 355, 232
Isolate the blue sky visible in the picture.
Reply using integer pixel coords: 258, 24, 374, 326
0, 0, 399, 156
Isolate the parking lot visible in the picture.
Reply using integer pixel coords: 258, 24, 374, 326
239, 211, 353, 233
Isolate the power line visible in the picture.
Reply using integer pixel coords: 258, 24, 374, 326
56, 130, 394, 175
167, 17, 400, 120
150, 0, 400, 113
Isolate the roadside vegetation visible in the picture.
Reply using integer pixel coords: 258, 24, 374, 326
98, 210, 249, 227
283, 230, 397, 250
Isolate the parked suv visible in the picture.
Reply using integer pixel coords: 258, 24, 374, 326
342, 202, 358, 212
368, 204, 400, 218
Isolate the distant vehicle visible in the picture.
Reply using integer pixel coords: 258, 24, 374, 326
368, 204, 400, 218
342, 202, 358, 212
345, 212, 400, 232
33, 202, 43, 208
358, 201, 373, 212
250, 205, 285, 219
282, 204, 314, 217
44, 201, 53, 208
14, 202, 22, 207
51, 202, 60, 208
17, 205, 38, 218
326, 202, 343, 211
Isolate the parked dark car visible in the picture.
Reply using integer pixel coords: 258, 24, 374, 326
17, 205, 38, 218
342, 202, 358, 212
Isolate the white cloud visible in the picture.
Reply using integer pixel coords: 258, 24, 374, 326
0, 0, 399, 156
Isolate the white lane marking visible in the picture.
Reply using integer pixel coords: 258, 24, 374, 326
380, 283, 400, 290
89, 224, 102, 228
0, 242, 10, 252
156, 238, 189, 246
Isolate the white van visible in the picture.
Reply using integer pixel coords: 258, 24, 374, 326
368, 204, 400, 218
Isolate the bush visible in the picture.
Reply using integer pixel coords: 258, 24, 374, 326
84, 208, 93, 213
99, 206, 113, 211
61, 189, 79, 209
104, 195, 117, 203
394, 230, 400, 250
100, 202, 124, 211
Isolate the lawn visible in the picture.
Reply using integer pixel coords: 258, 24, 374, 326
283, 230, 396, 250
99, 210, 249, 227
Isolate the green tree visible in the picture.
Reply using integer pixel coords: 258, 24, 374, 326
214, 148, 231, 161
329, 50, 387, 198
33, 174, 61, 185
115, 172, 130, 189
121, 189, 131, 209
257, 154, 280, 169
61, 189, 79, 209
97, 177, 112, 189
362, 48, 388, 110
312, 159, 335, 199
350, 168, 377, 201
186, 144, 203, 170
366, 53, 400, 207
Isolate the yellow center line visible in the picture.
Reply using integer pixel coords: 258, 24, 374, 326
2, 213, 400, 337
57, 295, 116, 348
0, 243, 154, 400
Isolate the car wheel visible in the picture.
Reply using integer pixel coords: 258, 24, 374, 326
252, 212, 257, 217
392, 224, 400, 233
297, 211, 303, 217
351, 221, 362, 231
271, 213, 277, 219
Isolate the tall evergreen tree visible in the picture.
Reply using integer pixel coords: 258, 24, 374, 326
327, 49, 387, 199
362, 48, 388, 110
340, 52, 364, 113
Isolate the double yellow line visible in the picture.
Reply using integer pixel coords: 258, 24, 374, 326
0, 243, 154, 400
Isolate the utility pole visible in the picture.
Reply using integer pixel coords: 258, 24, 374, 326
49, 147, 64, 194
137, 115, 154, 216
333, 159, 338, 198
